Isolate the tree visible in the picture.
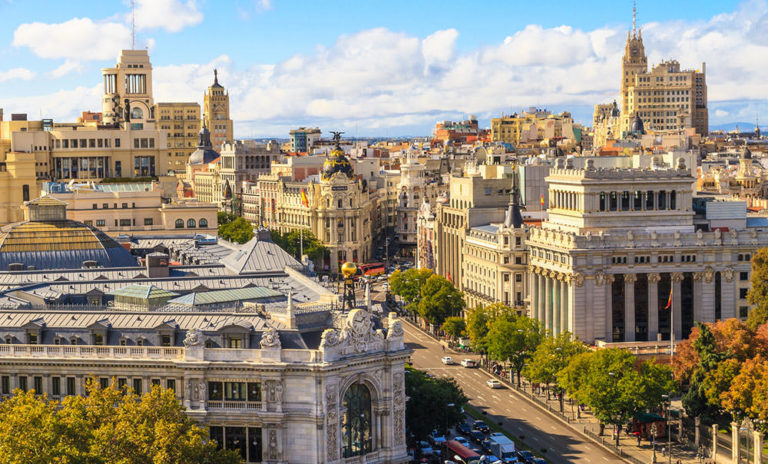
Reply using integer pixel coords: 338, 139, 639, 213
524, 332, 587, 410
486, 316, 543, 387
0, 381, 242, 464
388, 268, 433, 312
557, 351, 592, 417
417, 274, 465, 326
269, 230, 327, 261
219, 217, 253, 244
721, 355, 768, 432
405, 367, 467, 444
466, 305, 492, 351
747, 248, 768, 329
440, 317, 466, 340
217, 212, 236, 226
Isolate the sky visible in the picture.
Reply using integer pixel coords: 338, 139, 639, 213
0, 0, 766, 137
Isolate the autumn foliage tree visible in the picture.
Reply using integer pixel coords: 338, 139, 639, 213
0, 380, 242, 464
747, 247, 768, 329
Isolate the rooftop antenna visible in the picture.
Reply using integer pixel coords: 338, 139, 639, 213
632, 0, 637, 35
130, 0, 136, 49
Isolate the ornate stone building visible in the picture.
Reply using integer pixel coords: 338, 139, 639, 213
203, 70, 234, 149
527, 158, 766, 344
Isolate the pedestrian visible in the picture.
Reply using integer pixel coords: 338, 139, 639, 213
441, 345, 445, 353
636, 433, 641, 446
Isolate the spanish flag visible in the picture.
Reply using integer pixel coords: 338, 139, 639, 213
540, 194, 545, 207
300, 188, 309, 208
664, 287, 673, 310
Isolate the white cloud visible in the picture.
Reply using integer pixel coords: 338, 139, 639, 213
0, 68, 35, 82
0, 85, 102, 123
256, 0, 273, 11
13, 18, 131, 60
50, 60, 82, 78
715, 109, 729, 118
133, 0, 203, 33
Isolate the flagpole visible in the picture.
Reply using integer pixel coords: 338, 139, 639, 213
300, 228, 304, 259
670, 288, 675, 361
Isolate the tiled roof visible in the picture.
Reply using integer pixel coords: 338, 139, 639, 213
168, 287, 283, 306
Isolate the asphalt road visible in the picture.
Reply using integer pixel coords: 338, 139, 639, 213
402, 322, 623, 464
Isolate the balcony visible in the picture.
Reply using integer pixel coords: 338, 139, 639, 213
0, 344, 184, 360
207, 401, 263, 410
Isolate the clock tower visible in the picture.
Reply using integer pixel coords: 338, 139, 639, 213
203, 69, 234, 150
620, 3, 647, 134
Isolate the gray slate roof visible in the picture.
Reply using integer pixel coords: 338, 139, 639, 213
221, 236, 302, 274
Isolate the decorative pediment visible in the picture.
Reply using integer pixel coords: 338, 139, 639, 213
320, 309, 386, 361
87, 319, 111, 331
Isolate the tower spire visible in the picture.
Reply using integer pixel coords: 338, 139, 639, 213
130, 0, 136, 49
632, 0, 637, 35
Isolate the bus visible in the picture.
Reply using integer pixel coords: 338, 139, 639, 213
357, 263, 386, 277
442, 440, 481, 464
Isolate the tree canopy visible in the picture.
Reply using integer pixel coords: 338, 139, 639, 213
0, 381, 242, 464
524, 331, 587, 397
218, 217, 253, 244
747, 248, 768, 329
405, 367, 467, 443
486, 315, 543, 386
270, 229, 327, 261
440, 316, 466, 339
417, 274, 465, 326
388, 268, 433, 312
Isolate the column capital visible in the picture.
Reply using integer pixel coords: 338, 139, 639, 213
647, 272, 661, 283
570, 272, 584, 287
693, 272, 704, 282
671, 272, 684, 283
723, 266, 735, 282
624, 273, 638, 284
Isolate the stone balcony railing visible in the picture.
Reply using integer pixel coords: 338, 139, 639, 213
206, 401, 263, 410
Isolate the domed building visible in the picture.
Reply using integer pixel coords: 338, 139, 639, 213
3, 197, 137, 270
321, 145, 354, 181
188, 124, 220, 166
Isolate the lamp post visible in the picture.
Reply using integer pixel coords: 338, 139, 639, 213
661, 394, 671, 464
650, 423, 658, 463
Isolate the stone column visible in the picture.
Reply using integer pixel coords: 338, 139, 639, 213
672, 272, 684, 340
700, 268, 716, 322
693, 272, 703, 324
544, 275, 553, 332
560, 278, 569, 335
552, 275, 561, 335
754, 430, 763, 464
721, 268, 736, 319
731, 421, 740, 464
530, 269, 538, 320
583, 276, 595, 341
624, 274, 637, 342
604, 274, 615, 342
648, 273, 660, 341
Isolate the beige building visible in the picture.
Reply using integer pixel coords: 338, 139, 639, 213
39, 181, 217, 237
619, 27, 708, 136
219, 140, 282, 212
203, 70, 234, 149
491, 108, 580, 146
155, 102, 201, 174
592, 101, 622, 149
253, 142, 377, 273
527, 157, 763, 344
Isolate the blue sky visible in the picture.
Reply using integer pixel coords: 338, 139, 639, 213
0, 0, 766, 137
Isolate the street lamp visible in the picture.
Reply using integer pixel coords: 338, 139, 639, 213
661, 394, 671, 464
650, 423, 658, 463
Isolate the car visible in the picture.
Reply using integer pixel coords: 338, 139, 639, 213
441, 356, 454, 365
419, 440, 434, 456
457, 422, 473, 435
487, 379, 502, 389
469, 430, 486, 444
429, 431, 446, 446
473, 420, 490, 434
517, 450, 535, 463
454, 436, 470, 446
461, 359, 477, 368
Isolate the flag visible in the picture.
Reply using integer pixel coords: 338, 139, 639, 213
300, 188, 309, 208
540, 194, 545, 207
664, 287, 673, 310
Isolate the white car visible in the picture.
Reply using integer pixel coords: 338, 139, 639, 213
487, 379, 502, 389
461, 359, 477, 368
441, 356, 454, 365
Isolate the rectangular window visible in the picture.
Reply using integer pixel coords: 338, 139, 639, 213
34, 376, 42, 394
225, 382, 247, 401
151, 378, 161, 388
92, 203, 98, 209
120, 219, 131, 226
1, 376, 9, 395
114, 138, 120, 148
161, 335, 171, 346
740, 306, 749, 318
122, 203, 128, 209
515, 274, 523, 282
133, 378, 142, 394
739, 288, 749, 299
166, 379, 175, 391
209, 426, 223, 449
66, 377, 76, 396
247, 383, 261, 402
134, 138, 140, 149
96, 220, 105, 227
117, 378, 127, 390
208, 382, 223, 401
52, 377, 61, 396
740, 272, 749, 281
102, 203, 108, 209
18, 377, 27, 392
144, 218, 153, 226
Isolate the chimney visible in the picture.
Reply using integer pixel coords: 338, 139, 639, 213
146, 252, 170, 278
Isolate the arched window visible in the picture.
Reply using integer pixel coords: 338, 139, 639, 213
187, 219, 196, 228
342, 383, 372, 458
175, 219, 184, 229
199, 218, 209, 228
130, 107, 143, 120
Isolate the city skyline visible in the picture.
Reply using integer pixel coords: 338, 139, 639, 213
0, 0, 765, 137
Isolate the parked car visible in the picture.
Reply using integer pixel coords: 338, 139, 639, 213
454, 436, 470, 447
487, 379, 502, 389
473, 420, 490, 434
457, 422, 473, 435
469, 430, 486, 444
461, 359, 477, 368
441, 356, 454, 365
419, 441, 433, 456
